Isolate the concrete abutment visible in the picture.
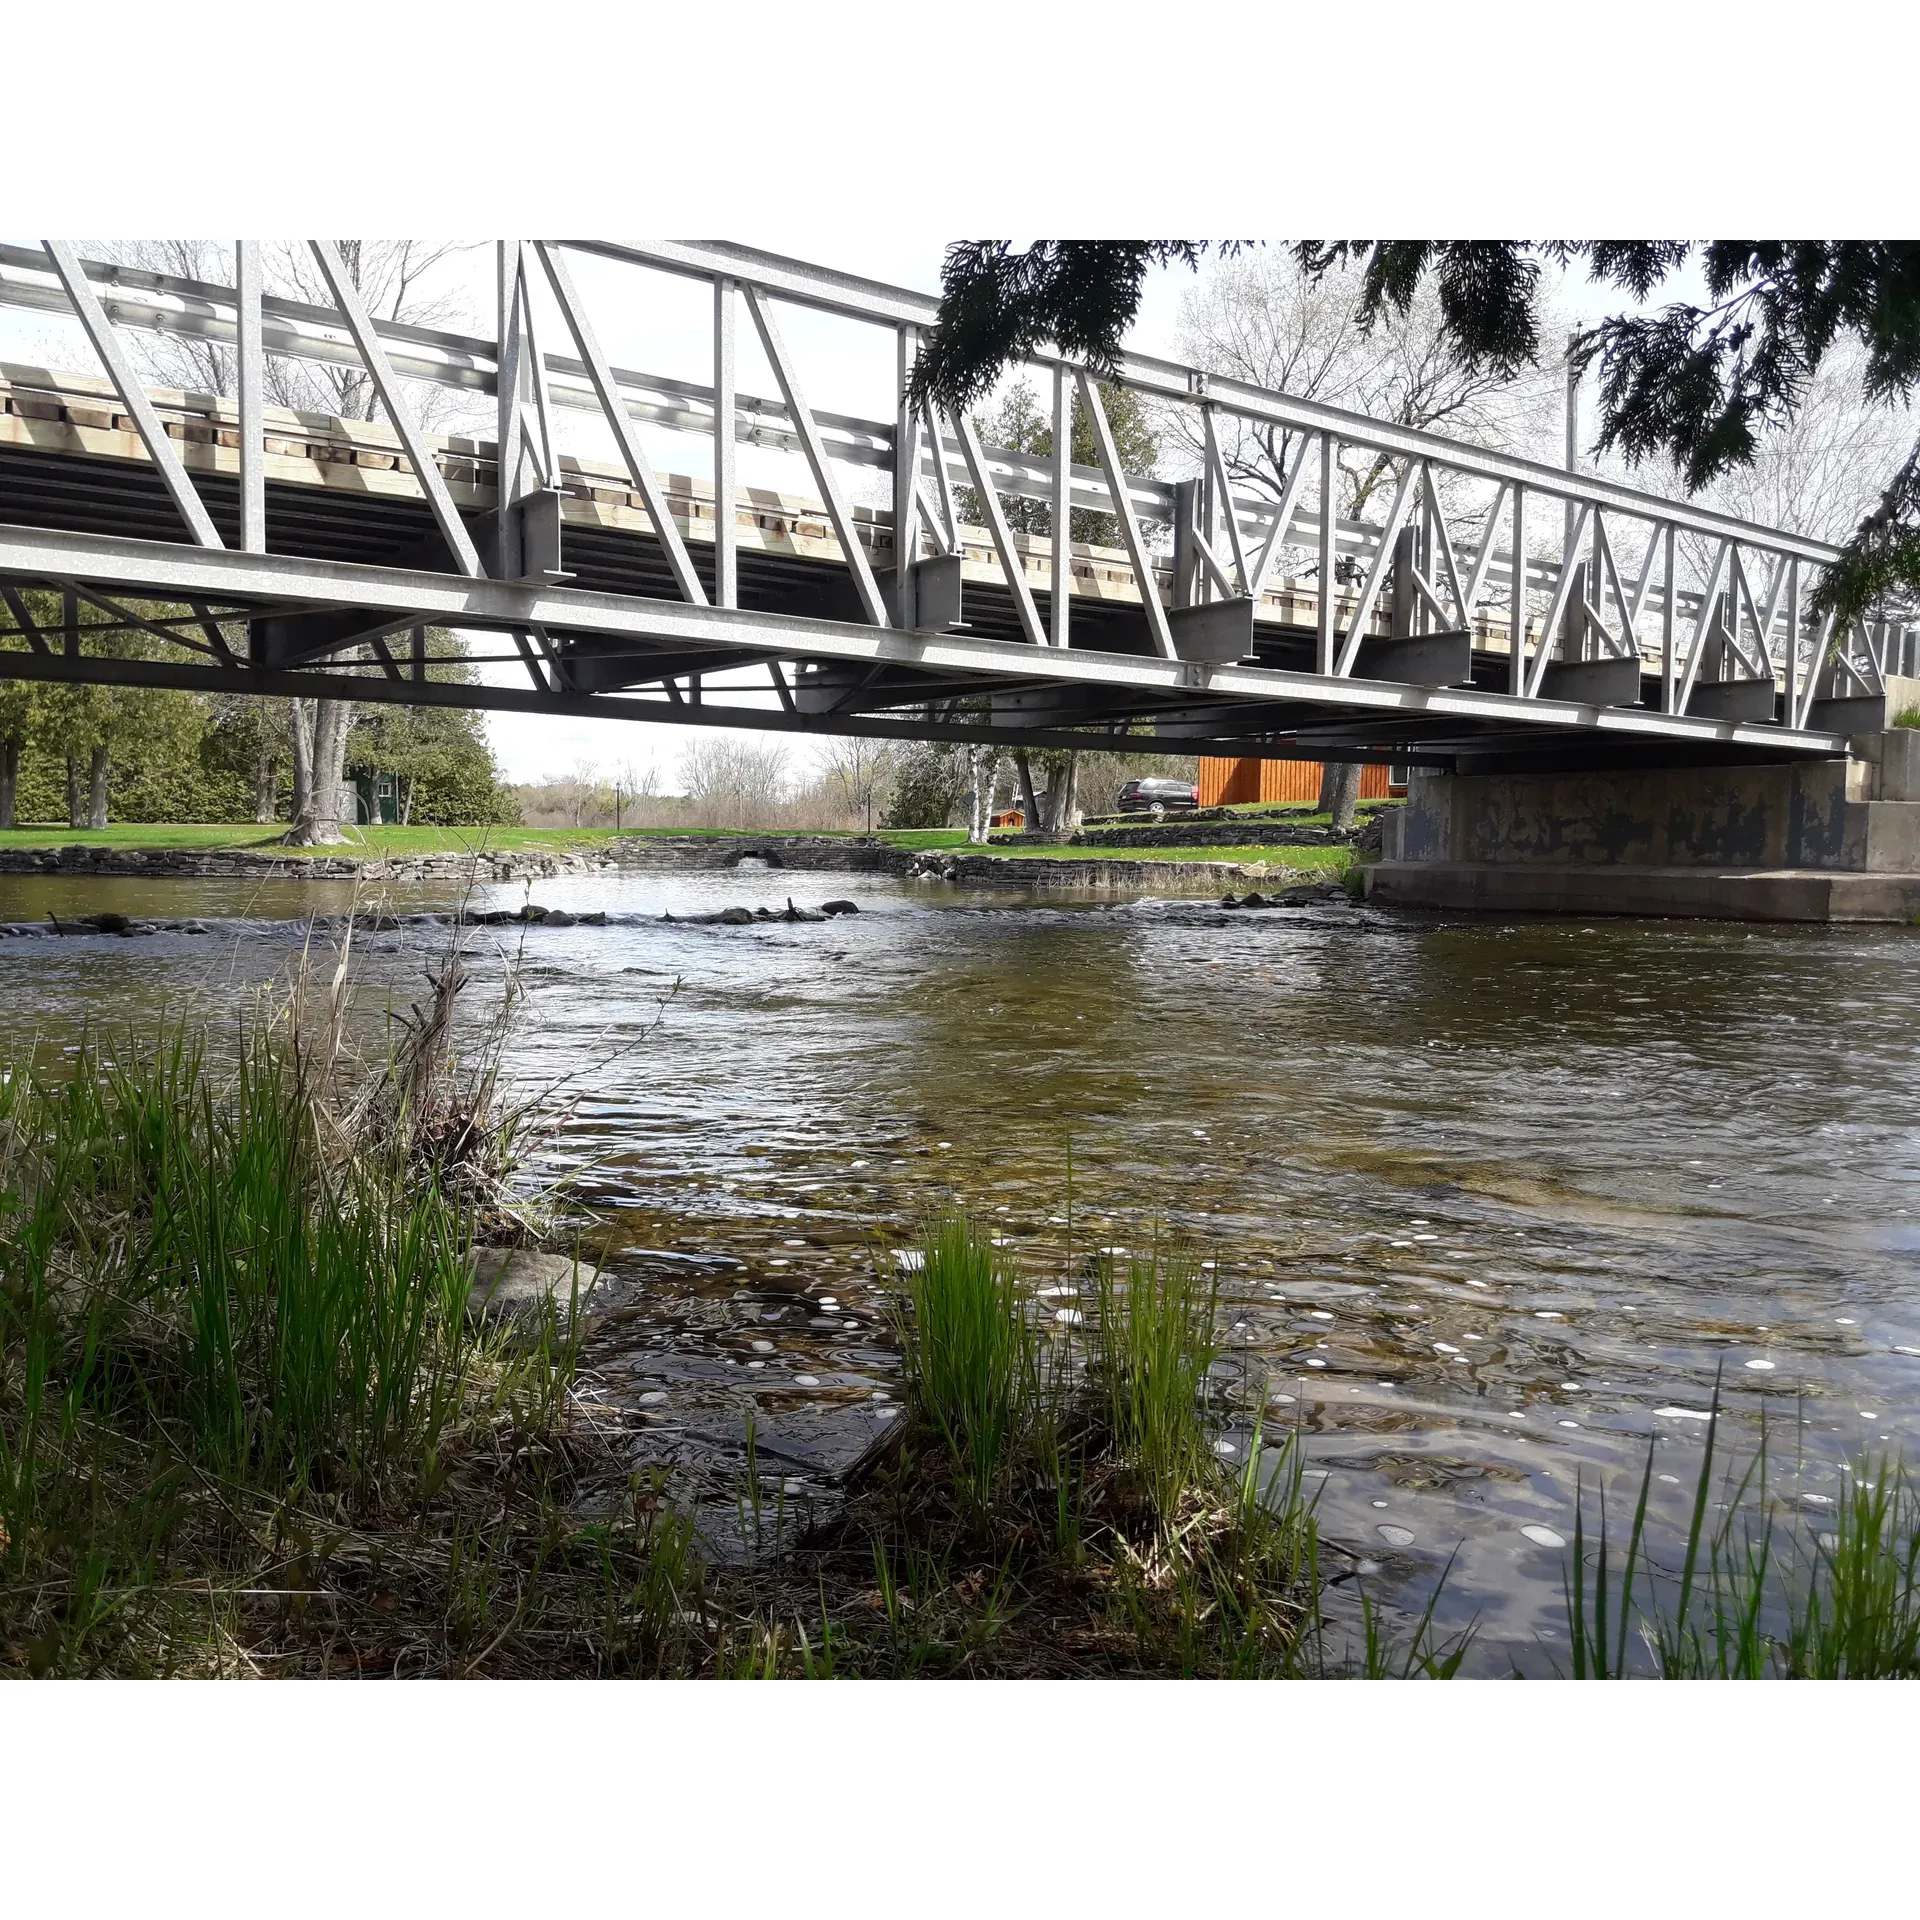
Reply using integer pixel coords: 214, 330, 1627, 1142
1368, 680, 1920, 923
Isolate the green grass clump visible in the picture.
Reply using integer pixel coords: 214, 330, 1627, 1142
733, 1212, 1323, 1678
898, 1212, 1051, 1510
1562, 1378, 1920, 1678
1088, 1249, 1218, 1526
0, 952, 699, 1677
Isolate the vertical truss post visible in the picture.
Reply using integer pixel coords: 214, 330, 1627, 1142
515, 244, 562, 495
45, 240, 224, 550
715, 278, 738, 609
236, 240, 265, 553
1050, 365, 1071, 648
1172, 479, 1202, 611
1390, 524, 1420, 641
1661, 524, 1678, 712
890, 325, 918, 626
495, 242, 526, 579
1315, 430, 1336, 676
1196, 429, 1215, 605
1783, 557, 1800, 722
1509, 483, 1527, 695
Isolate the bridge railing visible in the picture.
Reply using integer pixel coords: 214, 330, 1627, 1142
0, 239, 1909, 731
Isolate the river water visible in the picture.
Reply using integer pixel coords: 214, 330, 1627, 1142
3, 861, 1917, 1672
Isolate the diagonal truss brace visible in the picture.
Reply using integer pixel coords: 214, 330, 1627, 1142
44, 239, 225, 550
534, 242, 708, 605
308, 241, 484, 580
743, 285, 890, 628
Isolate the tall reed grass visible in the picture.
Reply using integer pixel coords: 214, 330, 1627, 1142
1564, 1383, 1920, 1678
896, 1211, 1054, 1509
872, 1210, 1319, 1675
0, 931, 609, 1675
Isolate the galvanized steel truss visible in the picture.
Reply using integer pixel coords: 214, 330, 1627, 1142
0, 238, 1903, 766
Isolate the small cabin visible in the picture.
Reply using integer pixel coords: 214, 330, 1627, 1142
1197, 758, 1406, 808
353, 770, 400, 825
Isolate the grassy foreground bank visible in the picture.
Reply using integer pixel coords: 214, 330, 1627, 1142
6, 990, 1917, 1677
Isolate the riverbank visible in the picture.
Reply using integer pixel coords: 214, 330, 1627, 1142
8, 995, 1916, 1679
0, 994, 1330, 1678
0, 824, 1356, 891
7, 864, 1915, 1670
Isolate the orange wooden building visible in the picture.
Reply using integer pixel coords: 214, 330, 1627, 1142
1197, 758, 1400, 808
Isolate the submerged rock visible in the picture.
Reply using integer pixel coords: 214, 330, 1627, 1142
47, 911, 159, 937
820, 899, 859, 916
465, 1248, 602, 1327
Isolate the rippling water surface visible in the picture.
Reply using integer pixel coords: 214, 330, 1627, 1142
4, 862, 1917, 1669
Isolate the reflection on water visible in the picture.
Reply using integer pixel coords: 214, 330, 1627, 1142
3, 864, 1917, 1669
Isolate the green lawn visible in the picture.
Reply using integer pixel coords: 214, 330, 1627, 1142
0, 824, 613, 858
0, 821, 1354, 872
981, 841, 1352, 868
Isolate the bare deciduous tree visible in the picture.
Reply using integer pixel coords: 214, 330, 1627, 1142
1174, 251, 1563, 521
818, 736, 894, 833
678, 736, 793, 830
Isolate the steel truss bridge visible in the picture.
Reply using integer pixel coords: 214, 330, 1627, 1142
0, 239, 1910, 772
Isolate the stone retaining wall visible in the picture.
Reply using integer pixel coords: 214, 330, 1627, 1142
0, 844, 598, 883
0, 834, 1285, 892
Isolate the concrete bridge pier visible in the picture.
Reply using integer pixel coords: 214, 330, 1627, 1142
1368, 679, 1920, 923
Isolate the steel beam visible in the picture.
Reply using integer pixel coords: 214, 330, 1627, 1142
534, 240, 706, 604
584, 240, 1843, 565
0, 521, 1848, 760
743, 285, 889, 628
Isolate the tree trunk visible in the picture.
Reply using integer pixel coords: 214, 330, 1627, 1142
1037, 752, 1080, 836
328, 705, 351, 822
400, 774, 415, 826
1013, 751, 1041, 835
289, 700, 313, 822
967, 745, 1000, 845
284, 697, 352, 845
0, 737, 17, 830
87, 745, 109, 830
254, 748, 279, 823
1317, 760, 1361, 833
66, 753, 84, 829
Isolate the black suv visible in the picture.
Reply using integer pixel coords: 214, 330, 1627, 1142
1116, 777, 1199, 813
